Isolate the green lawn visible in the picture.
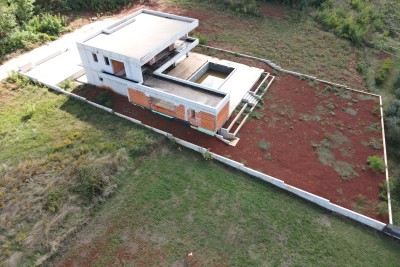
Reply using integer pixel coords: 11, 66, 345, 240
54, 147, 400, 266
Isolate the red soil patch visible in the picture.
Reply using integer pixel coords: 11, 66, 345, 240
72, 54, 387, 223
260, 4, 288, 19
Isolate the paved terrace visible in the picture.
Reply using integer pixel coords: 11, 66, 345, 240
165, 53, 263, 115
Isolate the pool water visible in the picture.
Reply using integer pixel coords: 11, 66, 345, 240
195, 70, 228, 89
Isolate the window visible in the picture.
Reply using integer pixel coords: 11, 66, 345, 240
104, 56, 110, 65
190, 109, 196, 119
92, 53, 98, 62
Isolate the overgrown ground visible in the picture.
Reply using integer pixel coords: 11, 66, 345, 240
0, 77, 161, 265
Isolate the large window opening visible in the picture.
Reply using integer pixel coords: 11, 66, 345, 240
111, 59, 126, 78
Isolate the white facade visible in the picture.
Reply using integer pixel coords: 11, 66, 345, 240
76, 9, 198, 96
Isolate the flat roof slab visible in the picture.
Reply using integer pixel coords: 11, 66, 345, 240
84, 11, 197, 63
143, 77, 223, 108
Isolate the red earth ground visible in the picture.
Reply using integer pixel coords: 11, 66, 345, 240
72, 50, 387, 223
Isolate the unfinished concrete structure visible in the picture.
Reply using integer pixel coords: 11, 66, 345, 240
77, 9, 274, 142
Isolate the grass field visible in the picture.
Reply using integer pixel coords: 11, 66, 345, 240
54, 147, 400, 266
0, 77, 161, 265
1, 0, 400, 265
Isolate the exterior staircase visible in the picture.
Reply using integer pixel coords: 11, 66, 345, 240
217, 72, 275, 146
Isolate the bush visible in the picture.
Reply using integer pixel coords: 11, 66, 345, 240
376, 201, 388, 216
393, 75, 400, 97
356, 62, 366, 75
223, 0, 259, 15
21, 104, 36, 122
315, 1, 385, 46
385, 100, 400, 152
202, 151, 213, 160
27, 13, 67, 36
74, 166, 106, 202
367, 155, 385, 172
44, 189, 65, 212
375, 58, 393, 85
193, 33, 207, 45
258, 139, 271, 151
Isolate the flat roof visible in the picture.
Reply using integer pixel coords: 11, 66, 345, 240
144, 77, 224, 108
83, 10, 198, 64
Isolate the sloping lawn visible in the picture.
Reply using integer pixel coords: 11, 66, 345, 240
54, 147, 400, 266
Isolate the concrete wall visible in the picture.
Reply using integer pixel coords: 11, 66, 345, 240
77, 42, 144, 85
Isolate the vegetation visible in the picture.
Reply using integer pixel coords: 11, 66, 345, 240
1, 0, 400, 264
367, 155, 385, 172
0, 76, 160, 265
385, 100, 400, 157
35, 0, 138, 13
0, 0, 67, 58
258, 139, 271, 150
375, 58, 393, 85
53, 148, 400, 266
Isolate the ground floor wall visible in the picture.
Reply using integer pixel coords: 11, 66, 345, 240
127, 87, 229, 132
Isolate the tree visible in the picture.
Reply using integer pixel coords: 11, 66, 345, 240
12, 0, 35, 25
0, 1, 17, 38
385, 100, 400, 150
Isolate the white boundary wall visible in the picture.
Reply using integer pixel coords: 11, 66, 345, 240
19, 49, 391, 233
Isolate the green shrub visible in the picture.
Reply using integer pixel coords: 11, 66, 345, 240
193, 33, 207, 45
44, 189, 65, 212
27, 13, 67, 36
223, 0, 259, 15
202, 150, 213, 160
315, 1, 385, 46
376, 201, 388, 216
21, 104, 36, 122
258, 139, 271, 151
375, 58, 393, 85
367, 155, 385, 172
393, 75, 400, 97
350, 0, 362, 11
356, 62, 366, 75
74, 166, 106, 202
59, 79, 72, 90
385, 100, 400, 154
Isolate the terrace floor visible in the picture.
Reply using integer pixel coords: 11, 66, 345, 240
165, 52, 264, 115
